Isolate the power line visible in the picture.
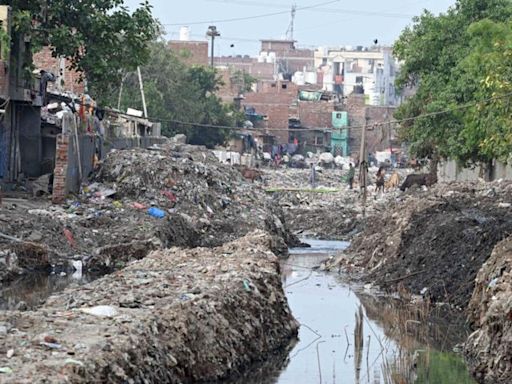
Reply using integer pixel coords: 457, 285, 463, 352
161, 0, 340, 26
205, 0, 414, 19
145, 91, 512, 133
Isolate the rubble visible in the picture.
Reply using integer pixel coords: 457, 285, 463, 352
0, 143, 299, 282
347, 181, 512, 308
0, 231, 299, 383
464, 235, 512, 384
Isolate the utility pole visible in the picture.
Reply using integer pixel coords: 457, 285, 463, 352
137, 66, 148, 118
359, 116, 368, 216
207, 25, 220, 67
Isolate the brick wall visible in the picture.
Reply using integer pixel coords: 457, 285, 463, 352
52, 133, 69, 204
169, 41, 209, 66
343, 94, 396, 157
298, 101, 334, 129
33, 47, 85, 95
243, 88, 298, 144
0, 60, 7, 98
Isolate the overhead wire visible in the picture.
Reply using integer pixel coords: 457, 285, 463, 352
141, 91, 512, 133
161, 0, 340, 26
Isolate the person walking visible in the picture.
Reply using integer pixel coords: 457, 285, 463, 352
347, 163, 355, 189
309, 163, 317, 189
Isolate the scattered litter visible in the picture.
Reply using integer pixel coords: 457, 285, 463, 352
79, 305, 118, 318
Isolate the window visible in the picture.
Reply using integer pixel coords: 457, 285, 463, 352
356, 76, 363, 84
336, 113, 342, 119
271, 83, 277, 88
282, 83, 287, 89
322, 58, 327, 65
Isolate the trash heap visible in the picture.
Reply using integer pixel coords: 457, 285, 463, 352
0, 142, 299, 282
95, 143, 299, 252
346, 181, 512, 308
465, 235, 512, 384
0, 231, 299, 383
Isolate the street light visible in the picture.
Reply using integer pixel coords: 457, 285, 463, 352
206, 25, 220, 67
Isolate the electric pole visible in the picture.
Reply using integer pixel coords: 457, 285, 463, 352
359, 115, 368, 216
207, 25, 220, 67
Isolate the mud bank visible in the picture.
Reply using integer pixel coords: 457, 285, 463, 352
464, 235, 512, 384
0, 231, 298, 383
348, 181, 512, 308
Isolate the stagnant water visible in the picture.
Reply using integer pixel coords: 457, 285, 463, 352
228, 239, 477, 384
1, 240, 478, 384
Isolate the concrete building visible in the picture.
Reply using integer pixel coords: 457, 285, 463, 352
314, 46, 400, 106
169, 27, 209, 67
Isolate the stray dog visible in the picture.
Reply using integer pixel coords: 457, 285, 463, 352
385, 172, 400, 191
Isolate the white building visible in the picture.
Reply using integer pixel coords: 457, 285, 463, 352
314, 46, 401, 106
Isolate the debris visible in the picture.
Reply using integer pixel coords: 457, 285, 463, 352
0, 367, 13, 374
465, 235, 512, 384
147, 207, 165, 219
79, 305, 118, 318
0, 232, 298, 383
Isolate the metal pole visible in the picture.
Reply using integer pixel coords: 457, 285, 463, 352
137, 66, 148, 118
211, 35, 215, 67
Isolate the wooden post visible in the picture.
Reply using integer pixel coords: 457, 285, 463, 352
359, 117, 368, 216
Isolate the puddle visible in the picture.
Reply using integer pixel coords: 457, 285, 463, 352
227, 239, 476, 384
0, 270, 103, 310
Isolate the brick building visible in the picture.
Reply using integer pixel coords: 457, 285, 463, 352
33, 47, 85, 95
169, 40, 209, 66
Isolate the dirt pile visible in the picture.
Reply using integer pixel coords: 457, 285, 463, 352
0, 143, 299, 282
0, 231, 299, 383
95, 143, 299, 250
464, 235, 512, 384
347, 181, 512, 308
263, 167, 403, 240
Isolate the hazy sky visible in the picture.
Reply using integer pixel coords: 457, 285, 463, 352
124, 0, 456, 55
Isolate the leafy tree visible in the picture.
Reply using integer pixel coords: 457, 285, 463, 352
0, 0, 157, 101
113, 41, 243, 148
394, 0, 512, 164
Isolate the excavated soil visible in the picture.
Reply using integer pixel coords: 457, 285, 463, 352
464, 235, 512, 384
349, 182, 512, 309
0, 231, 299, 383
0, 143, 299, 282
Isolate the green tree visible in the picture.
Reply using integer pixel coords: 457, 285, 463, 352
1, 0, 156, 101
113, 41, 242, 148
394, 0, 512, 164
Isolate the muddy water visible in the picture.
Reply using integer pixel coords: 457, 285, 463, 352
231, 239, 476, 384
0, 270, 102, 310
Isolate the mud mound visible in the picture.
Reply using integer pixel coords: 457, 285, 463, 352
464, 236, 512, 384
96, 143, 299, 251
0, 231, 299, 383
350, 182, 512, 308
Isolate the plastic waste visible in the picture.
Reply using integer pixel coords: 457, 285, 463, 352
148, 207, 165, 219
0, 367, 12, 374
65, 358, 84, 367
79, 305, 118, 318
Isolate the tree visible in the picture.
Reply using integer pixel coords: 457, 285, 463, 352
394, 0, 512, 164
113, 41, 243, 148
1, 0, 157, 101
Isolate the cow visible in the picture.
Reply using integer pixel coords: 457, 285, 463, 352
385, 171, 400, 191
240, 168, 263, 183
400, 173, 437, 191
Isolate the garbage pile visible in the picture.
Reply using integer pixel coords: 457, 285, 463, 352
465, 235, 512, 384
0, 231, 299, 383
95, 143, 299, 252
346, 181, 512, 309
262, 167, 402, 240
0, 142, 299, 282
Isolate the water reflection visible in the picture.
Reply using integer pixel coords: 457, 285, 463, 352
0, 271, 102, 310
226, 239, 476, 384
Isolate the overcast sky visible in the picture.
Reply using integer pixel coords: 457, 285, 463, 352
124, 0, 455, 55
